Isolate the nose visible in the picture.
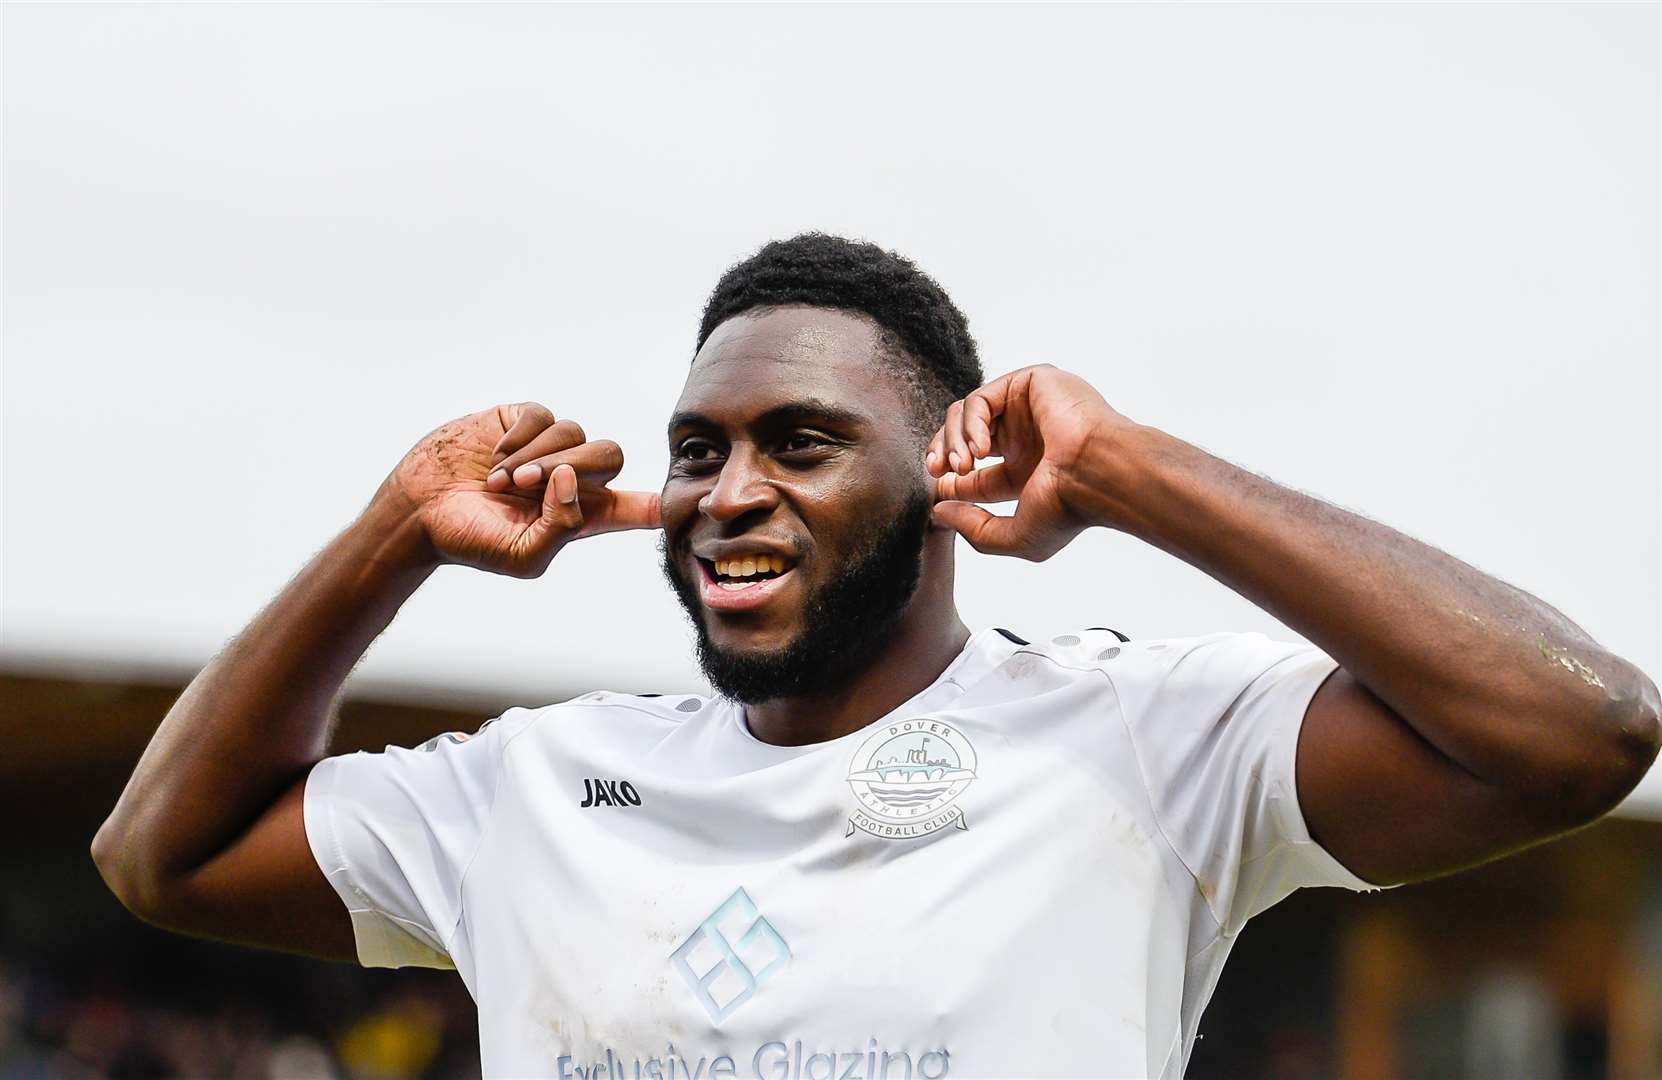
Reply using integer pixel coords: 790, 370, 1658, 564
699, 444, 778, 523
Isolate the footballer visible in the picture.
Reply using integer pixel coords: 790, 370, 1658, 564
93, 234, 1661, 1078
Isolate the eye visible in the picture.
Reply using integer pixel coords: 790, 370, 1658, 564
674, 438, 722, 463
780, 432, 828, 453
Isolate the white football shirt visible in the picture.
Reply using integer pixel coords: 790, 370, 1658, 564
304, 627, 1397, 1079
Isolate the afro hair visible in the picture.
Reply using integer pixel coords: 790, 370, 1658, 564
695, 233, 984, 439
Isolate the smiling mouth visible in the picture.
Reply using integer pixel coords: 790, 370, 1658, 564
694, 554, 801, 612
703, 554, 793, 590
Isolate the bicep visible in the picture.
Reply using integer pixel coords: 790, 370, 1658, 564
147, 769, 357, 963
1296, 668, 1581, 887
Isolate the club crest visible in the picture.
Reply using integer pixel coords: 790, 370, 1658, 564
845, 718, 978, 840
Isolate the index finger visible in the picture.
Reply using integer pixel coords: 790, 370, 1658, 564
950, 373, 1017, 461
963, 394, 996, 457
576, 489, 661, 538
964, 371, 1018, 422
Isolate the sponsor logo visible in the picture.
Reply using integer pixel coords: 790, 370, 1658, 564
670, 888, 790, 1023
556, 1040, 949, 1080
845, 719, 977, 840
580, 778, 643, 807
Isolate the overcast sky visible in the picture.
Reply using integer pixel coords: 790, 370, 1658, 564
4, 3, 1658, 814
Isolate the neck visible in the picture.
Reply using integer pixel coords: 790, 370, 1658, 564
742, 567, 969, 747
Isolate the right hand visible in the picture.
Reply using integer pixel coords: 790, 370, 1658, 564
377, 402, 661, 578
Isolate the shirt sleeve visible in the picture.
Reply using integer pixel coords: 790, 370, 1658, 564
1111, 632, 1400, 935
302, 707, 535, 969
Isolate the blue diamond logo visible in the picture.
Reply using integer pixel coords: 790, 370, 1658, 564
669, 887, 791, 1023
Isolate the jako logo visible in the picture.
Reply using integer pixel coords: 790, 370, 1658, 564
580, 779, 642, 807
670, 888, 790, 1023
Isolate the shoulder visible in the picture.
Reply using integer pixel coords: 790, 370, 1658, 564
973, 625, 1149, 679
957, 626, 1139, 702
1085, 630, 1333, 729
484, 689, 714, 755
991, 626, 1132, 666
975, 627, 1322, 699
543, 689, 712, 723
394, 690, 710, 758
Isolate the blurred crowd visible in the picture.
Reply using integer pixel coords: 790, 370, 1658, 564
0, 954, 480, 1080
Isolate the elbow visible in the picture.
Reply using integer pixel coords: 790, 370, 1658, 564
90, 820, 173, 926
1608, 668, 1662, 784
89, 818, 124, 897
1557, 678, 1661, 826
1628, 670, 1662, 753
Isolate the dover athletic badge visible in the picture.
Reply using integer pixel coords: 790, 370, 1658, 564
845, 718, 978, 839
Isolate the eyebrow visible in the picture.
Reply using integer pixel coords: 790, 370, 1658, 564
666, 398, 869, 440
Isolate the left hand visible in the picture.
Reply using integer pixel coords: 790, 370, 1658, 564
926, 364, 1127, 561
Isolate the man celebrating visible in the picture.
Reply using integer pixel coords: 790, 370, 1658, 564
93, 234, 1659, 1078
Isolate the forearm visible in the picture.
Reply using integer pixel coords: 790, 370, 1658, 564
92, 485, 438, 899
1072, 424, 1661, 803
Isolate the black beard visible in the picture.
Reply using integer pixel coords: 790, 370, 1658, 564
659, 488, 933, 705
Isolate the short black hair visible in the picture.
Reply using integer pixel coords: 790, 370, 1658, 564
695, 233, 983, 439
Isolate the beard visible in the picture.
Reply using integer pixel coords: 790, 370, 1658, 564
659, 487, 934, 705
